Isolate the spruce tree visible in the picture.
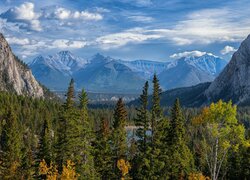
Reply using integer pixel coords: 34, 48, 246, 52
0, 108, 22, 179
94, 117, 113, 179
21, 130, 35, 179
133, 81, 151, 179
56, 79, 76, 172
65, 78, 75, 110
37, 116, 53, 165
150, 74, 165, 179
112, 98, 128, 179
165, 99, 194, 179
78, 89, 97, 179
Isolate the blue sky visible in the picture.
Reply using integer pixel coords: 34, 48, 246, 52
0, 0, 250, 62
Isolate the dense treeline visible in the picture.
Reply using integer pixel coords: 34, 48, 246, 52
0, 75, 250, 179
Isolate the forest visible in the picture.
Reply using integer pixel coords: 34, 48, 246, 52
0, 75, 250, 180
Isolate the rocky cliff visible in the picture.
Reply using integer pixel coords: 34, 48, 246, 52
0, 33, 44, 98
205, 35, 250, 104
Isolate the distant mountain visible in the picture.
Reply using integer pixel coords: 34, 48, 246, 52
29, 51, 87, 90
205, 35, 250, 105
0, 33, 44, 97
121, 60, 168, 79
158, 54, 227, 89
29, 51, 227, 93
74, 54, 145, 93
130, 34, 250, 107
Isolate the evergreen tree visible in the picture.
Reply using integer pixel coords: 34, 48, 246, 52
37, 116, 53, 165
133, 81, 151, 179
0, 108, 22, 179
94, 117, 113, 179
56, 79, 76, 172
64, 78, 75, 109
112, 98, 128, 179
21, 130, 35, 179
78, 89, 97, 179
149, 74, 165, 179
165, 99, 194, 179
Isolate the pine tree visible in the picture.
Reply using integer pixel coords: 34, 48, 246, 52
112, 98, 128, 179
94, 117, 113, 179
113, 98, 127, 158
133, 81, 152, 179
135, 81, 149, 153
77, 89, 97, 179
64, 78, 75, 110
149, 74, 165, 179
0, 108, 22, 179
37, 116, 53, 165
165, 99, 194, 179
21, 129, 36, 179
56, 79, 76, 172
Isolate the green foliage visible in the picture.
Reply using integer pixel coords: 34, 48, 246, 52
0, 79, 250, 180
133, 81, 152, 179
192, 100, 249, 180
94, 118, 113, 179
164, 99, 194, 179
0, 108, 22, 179
149, 74, 166, 179
112, 98, 128, 179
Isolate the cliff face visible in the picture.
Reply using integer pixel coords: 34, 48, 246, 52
205, 35, 250, 104
0, 33, 44, 98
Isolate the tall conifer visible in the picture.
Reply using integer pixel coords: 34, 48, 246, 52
94, 118, 113, 179
134, 81, 151, 179
112, 98, 128, 179
0, 108, 22, 178
165, 99, 194, 179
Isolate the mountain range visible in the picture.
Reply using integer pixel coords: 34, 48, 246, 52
1, 31, 250, 107
130, 34, 250, 107
29, 51, 227, 93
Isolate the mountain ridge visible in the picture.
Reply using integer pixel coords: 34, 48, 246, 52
29, 51, 227, 93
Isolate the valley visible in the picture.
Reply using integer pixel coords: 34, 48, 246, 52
0, 0, 250, 179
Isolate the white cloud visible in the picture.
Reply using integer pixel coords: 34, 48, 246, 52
51, 39, 87, 49
0, 2, 42, 31
54, 7, 71, 20
6, 37, 30, 45
96, 7, 250, 49
220, 45, 237, 55
170, 50, 211, 59
48, 7, 103, 21
128, 15, 154, 23
124, 0, 152, 7
96, 29, 162, 49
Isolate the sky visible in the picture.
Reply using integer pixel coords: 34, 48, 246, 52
0, 0, 250, 62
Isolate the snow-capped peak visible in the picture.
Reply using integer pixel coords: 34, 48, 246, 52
30, 51, 88, 74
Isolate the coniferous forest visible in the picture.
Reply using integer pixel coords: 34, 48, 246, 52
0, 75, 250, 180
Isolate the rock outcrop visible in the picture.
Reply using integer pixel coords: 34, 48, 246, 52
205, 35, 250, 104
0, 33, 44, 98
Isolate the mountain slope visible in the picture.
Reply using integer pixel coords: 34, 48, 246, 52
74, 54, 145, 93
205, 35, 250, 105
0, 33, 44, 97
130, 34, 250, 107
121, 60, 168, 78
158, 54, 226, 89
29, 51, 87, 90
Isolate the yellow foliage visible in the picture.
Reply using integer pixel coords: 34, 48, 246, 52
61, 160, 79, 180
9, 161, 20, 176
188, 172, 210, 180
39, 159, 58, 180
117, 159, 131, 180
